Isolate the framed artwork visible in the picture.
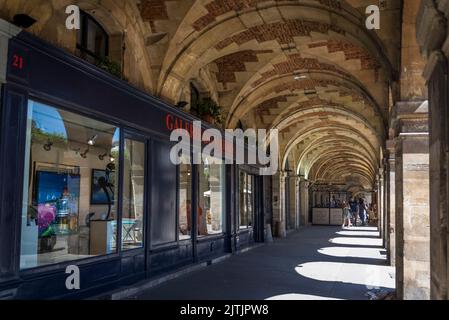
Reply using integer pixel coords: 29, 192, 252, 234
91, 169, 115, 205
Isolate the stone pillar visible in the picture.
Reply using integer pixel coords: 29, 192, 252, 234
288, 174, 297, 230
416, 0, 449, 300
393, 102, 430, 300
377, 172, 385, 243
383, 164, 388, 248
295, 176, 301, 229
272, 171, 287, 238
386, 140, 397, 266
299, 177, 310, 226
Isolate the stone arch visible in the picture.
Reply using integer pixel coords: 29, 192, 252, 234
158, 1, 394, 103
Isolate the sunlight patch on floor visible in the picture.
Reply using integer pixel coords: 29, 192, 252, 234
318, 246, 386, 260
336, 230, 380, 237
329, 237, 382, 247
295, 261, 395, 289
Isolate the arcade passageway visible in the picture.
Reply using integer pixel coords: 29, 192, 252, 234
130, 226, 394, 300
1, 0, 449, 300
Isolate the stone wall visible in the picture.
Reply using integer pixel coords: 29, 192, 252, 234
416, 0, 449, 300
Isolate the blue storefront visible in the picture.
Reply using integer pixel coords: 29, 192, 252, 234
0, 20, 266, 300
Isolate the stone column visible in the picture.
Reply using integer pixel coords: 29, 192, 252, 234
272, 171, 287, 238
393, 102, 430, 300
383, 164, 388, 248
386, 140, 396, 266
299, 177, 310, 226
288, 174, 297, 230
295, 175, 301, 229
416, 0, 449, 301
377, 172, 385, 243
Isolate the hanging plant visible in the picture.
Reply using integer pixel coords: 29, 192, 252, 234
196, 98, 223, 125
95, 56, 123, 79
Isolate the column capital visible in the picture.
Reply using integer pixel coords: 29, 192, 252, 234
416, 0, 447, 59
390, 101, 429, 139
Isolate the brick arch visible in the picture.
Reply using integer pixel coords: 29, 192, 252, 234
158, 1, 393, 103
296, 134, 377, 175
280, 121, 379, 175
226, 72, 384, 131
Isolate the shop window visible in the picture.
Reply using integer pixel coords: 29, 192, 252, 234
178, 161, 192, 240
122, 137, 146, 250
198, 159, 225, 236
239, 171, 254, 229
20, 100, 120, 269
76, 11, 109, 64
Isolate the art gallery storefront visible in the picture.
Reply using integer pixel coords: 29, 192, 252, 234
0, 21, 265, 299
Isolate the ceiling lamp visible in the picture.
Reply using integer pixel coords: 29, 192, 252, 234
293, 73, 308, 80
88, 135, 98, 146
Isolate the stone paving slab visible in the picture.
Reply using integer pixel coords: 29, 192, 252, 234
128, 226, 395, 300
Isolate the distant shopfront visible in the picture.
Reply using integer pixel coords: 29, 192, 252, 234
0, 21, 266, 299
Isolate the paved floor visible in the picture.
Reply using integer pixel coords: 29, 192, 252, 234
130, 226, 395, 300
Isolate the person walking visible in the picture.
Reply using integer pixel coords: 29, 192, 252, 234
349, 198, 358, 226
342, 201, 352, 228
358, 198, 368, 226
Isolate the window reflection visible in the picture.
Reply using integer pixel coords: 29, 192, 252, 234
179, 161, 192, 240
198, 159, 224, 236
239, 171, 253, 229
20, 100, 120, 269
122, 138, 145, 250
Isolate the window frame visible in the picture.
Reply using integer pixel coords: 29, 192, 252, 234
177, 158, 194, 242
238, 169, 255, 230
196, 159, 226, 239
76, 10, 109, 61
19, 95, 150, 272
121, 131, 149, 253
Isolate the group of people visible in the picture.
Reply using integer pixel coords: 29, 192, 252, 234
341, 198, 370, 228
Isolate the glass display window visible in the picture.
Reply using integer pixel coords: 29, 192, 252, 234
20, 100, 120, 269
122, 136, 146, 250
197, 158, 225, 237
178, 158, 192, 240
239, 171, 254, 229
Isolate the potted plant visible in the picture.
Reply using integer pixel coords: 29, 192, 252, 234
37, 204, 57, 253
95, 56, 123, 79
197, 98, 223, 125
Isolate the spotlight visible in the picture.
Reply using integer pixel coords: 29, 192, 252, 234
109, 155, 115, 162
293, 73, 307, 80
98, 152, 108, 160
80, 148, 89, 159
88, 135, 98, 146
13, 14, 37, 28
43, 140, 53, 151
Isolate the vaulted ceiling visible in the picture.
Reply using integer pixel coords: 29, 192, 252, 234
0, 0, 404, 191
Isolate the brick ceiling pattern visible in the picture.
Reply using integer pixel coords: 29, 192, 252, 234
272, 79, 341, 93
215, 20, 345, 50
214, 50, 272, 85
255, 95, 296, 115
251, 54, 349, 88
192, 0, 343, 31
138, 0, 170, 30
308, 40, 381, 71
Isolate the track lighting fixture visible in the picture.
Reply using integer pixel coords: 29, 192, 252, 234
87, 134, 98, 146
80, 148, 89, 159
43, 140, 53, 151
